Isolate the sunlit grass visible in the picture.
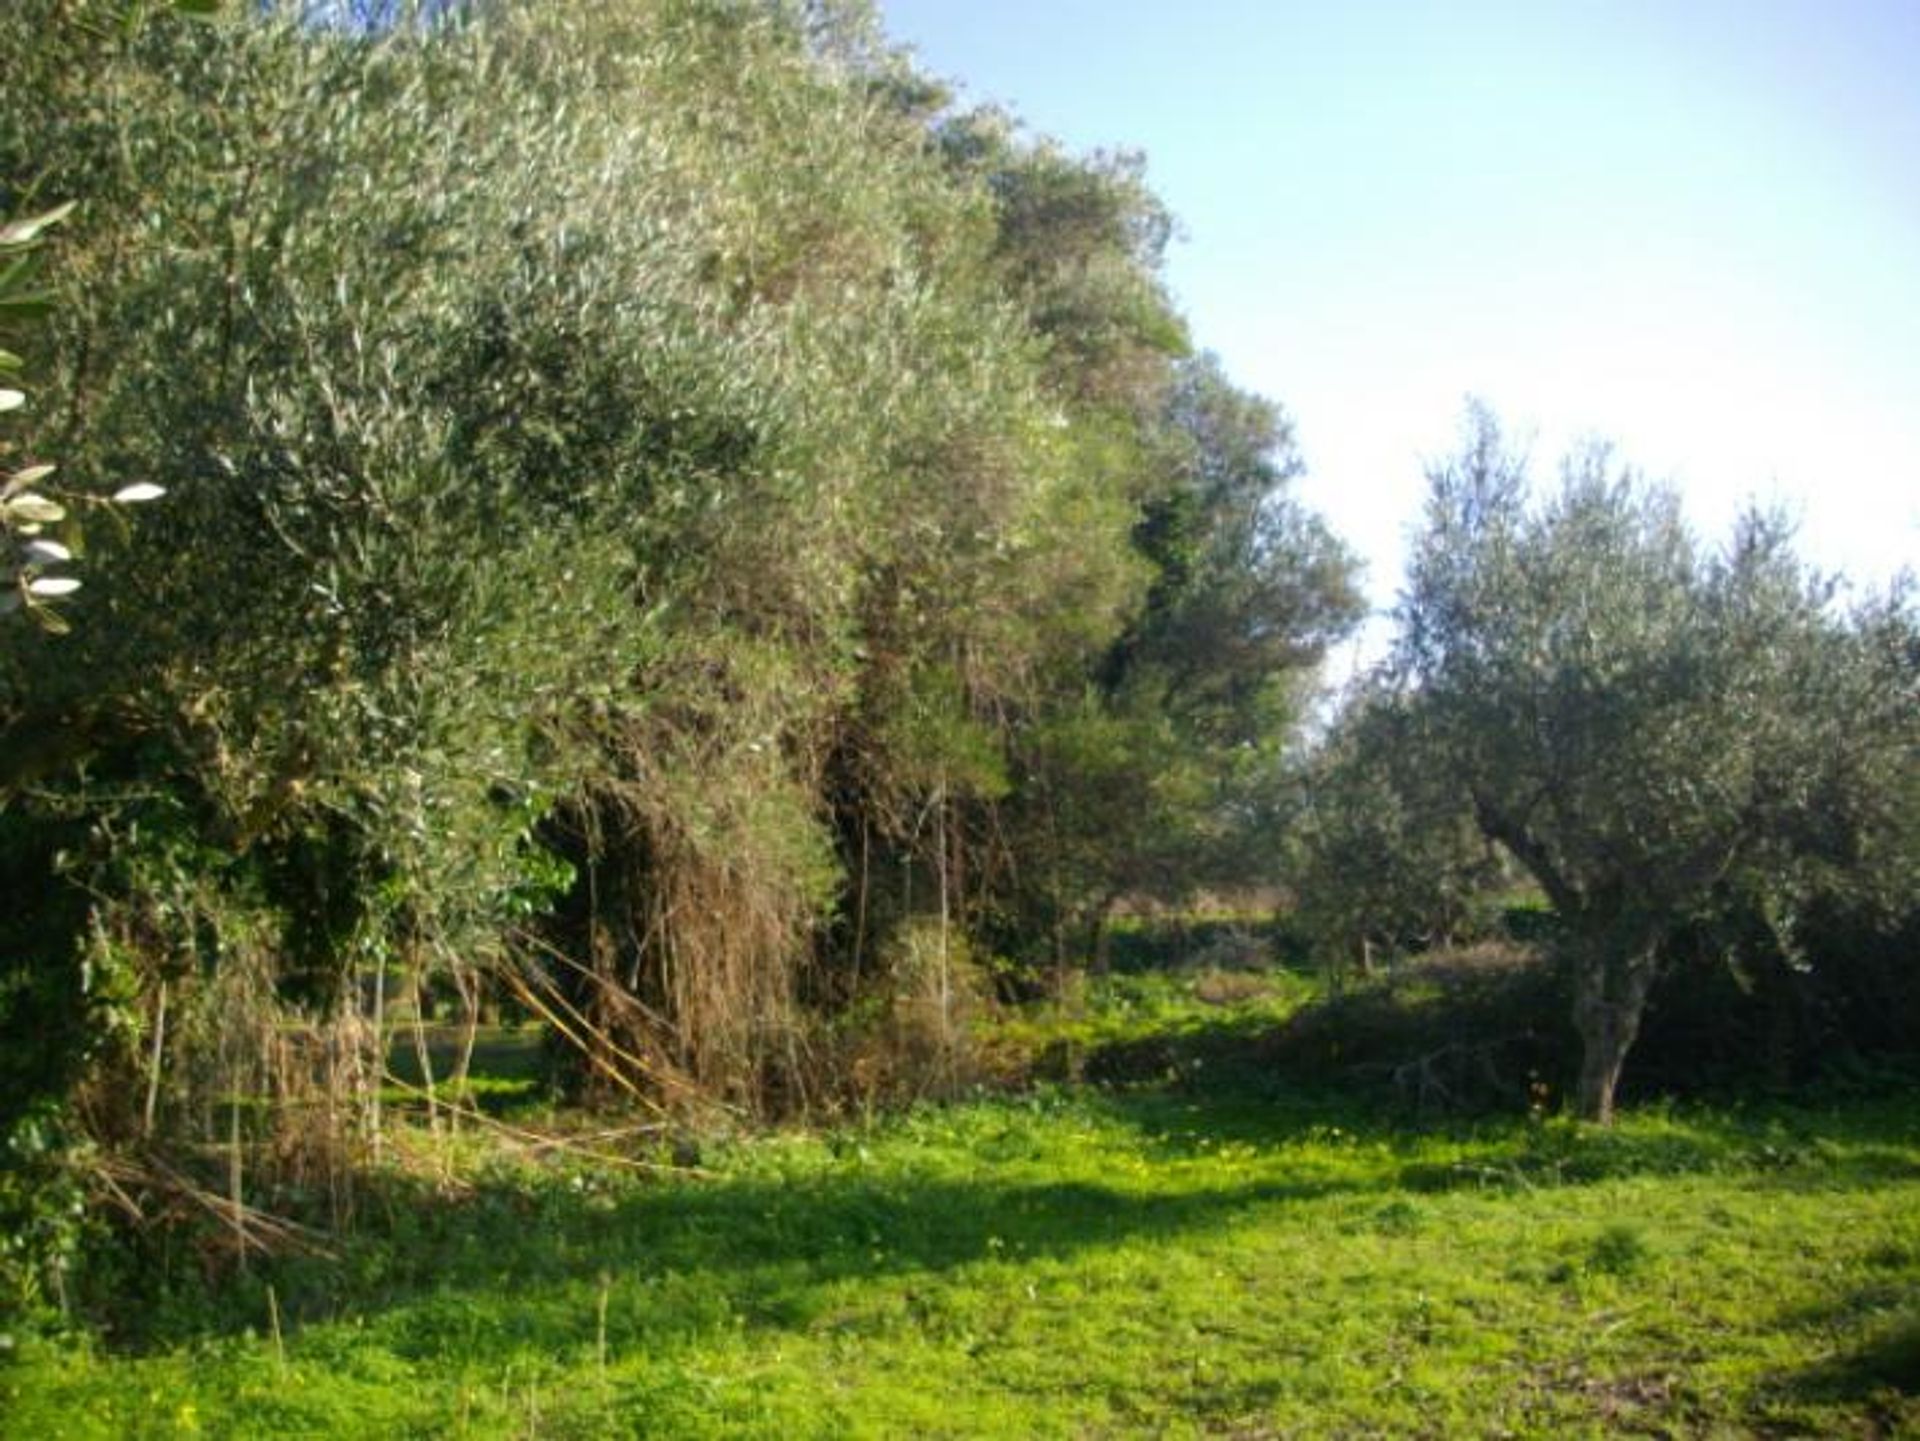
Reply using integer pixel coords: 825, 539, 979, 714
7, 976, 1917, 1438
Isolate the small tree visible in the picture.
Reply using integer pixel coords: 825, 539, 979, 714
1395, 404, 1917, 1122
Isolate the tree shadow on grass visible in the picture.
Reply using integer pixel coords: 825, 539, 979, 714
1794, 1312, 1920, 1398
89, 1078, 1920, 1365
96, 1159, 1355, 1360
1761, 1285, 1920, 1434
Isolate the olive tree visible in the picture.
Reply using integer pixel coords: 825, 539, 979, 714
1395, 404, 1917, 1122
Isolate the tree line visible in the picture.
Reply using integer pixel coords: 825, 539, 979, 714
0, 0, 1361, 1303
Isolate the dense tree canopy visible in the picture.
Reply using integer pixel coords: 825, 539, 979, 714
0, 0, 1360, 1243
1380, 405, 1918, 1120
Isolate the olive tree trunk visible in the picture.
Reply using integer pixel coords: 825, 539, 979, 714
1570, 947, 1658, 1125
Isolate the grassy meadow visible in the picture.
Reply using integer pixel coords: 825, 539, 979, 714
5, 966, 1918, 1439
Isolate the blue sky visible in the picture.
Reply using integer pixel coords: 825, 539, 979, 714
880, 0, 1920, 666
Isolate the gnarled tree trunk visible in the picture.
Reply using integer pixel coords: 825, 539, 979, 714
1571, 945, 1658, 1125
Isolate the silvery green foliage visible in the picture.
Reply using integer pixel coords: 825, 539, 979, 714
1392, 403, 1918, 1118
1290, 682, 1503, 973
1, 204, 83, 630
0, 1, 215, 633
0, 0, 1214, 1108
2, 196, 170, 629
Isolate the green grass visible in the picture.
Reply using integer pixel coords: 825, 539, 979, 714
986, 965, 1317, 1086
6, 977, 1918, 1437
382, 1023, 550, 1111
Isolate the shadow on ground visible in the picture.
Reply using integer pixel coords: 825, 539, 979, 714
1764, 1283, 1920, 1436
95, 1159, 1357, 1362
86, 1069, 1920, 1368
